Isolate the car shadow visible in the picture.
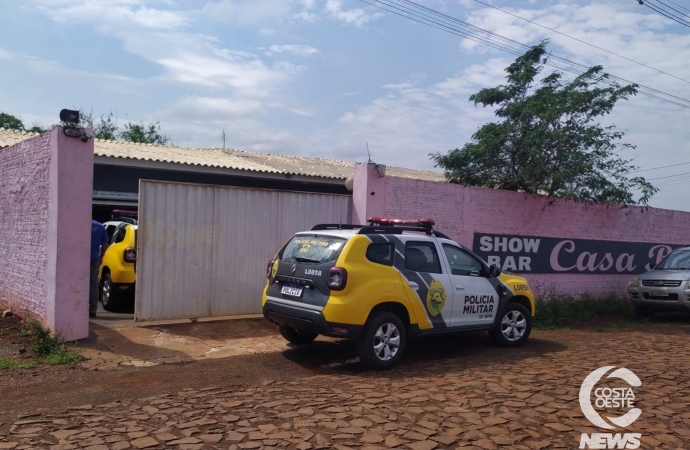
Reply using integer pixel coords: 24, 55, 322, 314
139, 318, 277, 341
82, 321, 192, 364
281, 331, 568, 376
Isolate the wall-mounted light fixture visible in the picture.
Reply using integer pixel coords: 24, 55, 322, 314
59, 109, 93, 142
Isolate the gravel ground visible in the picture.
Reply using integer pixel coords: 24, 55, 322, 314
1, 320, 689, 449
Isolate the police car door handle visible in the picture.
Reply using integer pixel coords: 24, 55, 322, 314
455, 284, 464, 290
408, 282, 419, 291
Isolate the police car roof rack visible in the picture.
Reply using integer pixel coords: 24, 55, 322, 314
311, 224, 365, 231
358, 225, 431, 235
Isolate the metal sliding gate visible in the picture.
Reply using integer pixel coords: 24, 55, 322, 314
135, 180, 352, 321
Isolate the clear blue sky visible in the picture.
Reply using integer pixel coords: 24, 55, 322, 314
1, 0, 689, 210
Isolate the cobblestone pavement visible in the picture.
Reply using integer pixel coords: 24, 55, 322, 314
1, 328, 690, 450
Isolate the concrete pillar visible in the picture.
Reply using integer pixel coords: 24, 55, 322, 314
352, 162, 387, 225
46, 128, 94, 340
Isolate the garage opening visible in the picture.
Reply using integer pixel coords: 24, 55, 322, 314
90, 181, 353, 323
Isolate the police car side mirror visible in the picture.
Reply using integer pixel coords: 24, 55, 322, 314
489, 265, 501, 277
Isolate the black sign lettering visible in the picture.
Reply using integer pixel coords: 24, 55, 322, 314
473, 233, 681, 275
462, 295, 495, 314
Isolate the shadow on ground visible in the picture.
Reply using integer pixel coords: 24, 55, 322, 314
281, 331, 568, 376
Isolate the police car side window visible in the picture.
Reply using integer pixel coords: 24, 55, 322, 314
105, 225, 116, 240
366, 243, 395, 266
443, 244, 483, 276
113, 226, 127, 244
405, 242, 442, 274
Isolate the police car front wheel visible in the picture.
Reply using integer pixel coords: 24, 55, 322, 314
489, 303, 532, 347
357, 311, 407, 370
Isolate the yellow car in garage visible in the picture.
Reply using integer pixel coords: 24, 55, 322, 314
99, 222, 137, 311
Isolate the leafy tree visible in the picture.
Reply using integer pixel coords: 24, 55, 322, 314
80, 110, 119, 140
4, 108, 172, 144
431, 41, 657, 206
0, 113, 49, 133
120, 121, 170, 145
0, 112, 25, 130
27, 122, 49, 133
79, 110, 170, 144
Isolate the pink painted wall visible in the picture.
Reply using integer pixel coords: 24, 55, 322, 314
0, 133, 51, 323
353, 163, 690, 297
352, 163, 387, 225
0, 128, 93, 340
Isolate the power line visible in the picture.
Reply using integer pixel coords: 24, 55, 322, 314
631, 161, 690, 173
655, 176, 690, 186
395, 0, 690, 106
647, 170, 690, 180
649, 0, 690, 19
641, 1, 690, 28
665, 0, 690, 14
472, 0, 690, 85
359, 0, 690, 109
375, 0, 690, 107
356, 0, 527, 57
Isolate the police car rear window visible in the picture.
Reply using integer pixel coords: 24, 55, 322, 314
281, 235, 346, 264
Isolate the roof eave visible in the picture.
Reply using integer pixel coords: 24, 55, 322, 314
94, 155, 349, 185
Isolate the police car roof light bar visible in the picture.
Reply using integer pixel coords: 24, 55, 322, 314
112, 209, 138, 217
367, 217, 435, 229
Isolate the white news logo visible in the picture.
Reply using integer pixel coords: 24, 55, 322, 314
578, 366, 642, 449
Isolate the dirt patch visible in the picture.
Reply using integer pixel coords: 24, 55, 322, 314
0, 314, 38, 369
78, 318, 289, 370
1, 325, 690, 449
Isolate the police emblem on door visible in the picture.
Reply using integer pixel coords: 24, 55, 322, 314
426, 279, 447, 316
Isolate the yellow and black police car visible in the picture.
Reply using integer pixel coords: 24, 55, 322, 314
262, 218, 536, 370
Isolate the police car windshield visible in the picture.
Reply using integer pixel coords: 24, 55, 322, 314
655, 249, 690, 270
281, 235, 346, 264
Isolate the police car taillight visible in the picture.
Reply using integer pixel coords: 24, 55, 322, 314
124, 248, 136, 263
266, 259, 275, 279
327, 267, 347, 291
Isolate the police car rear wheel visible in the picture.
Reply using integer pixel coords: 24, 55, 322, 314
101, 274, 121, 312
278, 325, 318, 345
489, 303, 531, 347
357, 311, 406, 370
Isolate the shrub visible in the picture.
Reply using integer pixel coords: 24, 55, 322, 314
534, 295, 634, 329
25, 321, 82, 364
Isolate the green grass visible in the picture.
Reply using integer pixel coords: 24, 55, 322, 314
42, 348, 82, 365
534, 295, 636, 329
0, 321, 82, 370
0, 359, 35, 370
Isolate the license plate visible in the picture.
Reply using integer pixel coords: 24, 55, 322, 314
650, 290, 669, 297
281, 285, 303, 297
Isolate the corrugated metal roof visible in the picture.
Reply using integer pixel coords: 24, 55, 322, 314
0, 127, 446, 182
0, 128, 39, 148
